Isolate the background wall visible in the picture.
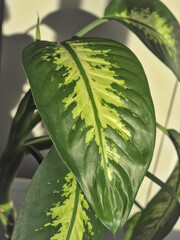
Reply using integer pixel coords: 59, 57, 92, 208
0, 0, 180, 238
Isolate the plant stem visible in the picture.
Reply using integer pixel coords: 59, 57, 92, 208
0, 90, 41, 237
156, 122, 169, 136
75, 18, 109, 37
146, 80, 178, 202
134, 201, 144, 211
0, 201, 16, 240
146, 171, 180, 204
25, 145, 44, 164
24, 136, 52, 150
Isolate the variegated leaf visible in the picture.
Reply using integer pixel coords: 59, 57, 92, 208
22, 37, 156, 234
12, 147, 106, 240
124, 129, 180, 240
104, 0, 180, 80
124, 164, 180, 240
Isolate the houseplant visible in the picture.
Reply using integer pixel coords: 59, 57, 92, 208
0, 0, 180, 239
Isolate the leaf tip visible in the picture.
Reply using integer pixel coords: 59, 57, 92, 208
36, 13, 41, 41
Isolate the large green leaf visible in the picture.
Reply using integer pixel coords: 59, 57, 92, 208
22, 37, 156, 234
104, 0, 180, 80
124, 129, 180, 240
12, 147, 106, 240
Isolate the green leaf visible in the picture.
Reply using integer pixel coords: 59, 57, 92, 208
124, 129, 180, 239
126, 164, 180, 240
168, 129, 180, 159
125, 129, 180, 239
36, 14, 41, 41
12, 147, 106, 240
104, 0, 180, 80
22, 37, 156, 234
0, 89, 41, 219
10, 89, 41, 144
124, 212, 142, 240
0, 201, 16, 239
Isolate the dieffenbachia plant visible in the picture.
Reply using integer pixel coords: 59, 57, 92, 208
0, 0, 179, 239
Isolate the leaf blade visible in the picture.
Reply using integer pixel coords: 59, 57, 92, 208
12, 147, 106, 240
127, 165, 180, 240
125, 129, 180, 240
104, 0, 180, 80
124, 212, 142, 240
22, 38, 156, 233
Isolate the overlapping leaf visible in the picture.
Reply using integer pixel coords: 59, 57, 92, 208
12, 147, 106, 240
124, 212, 141, 240
124, 129, 180, 240
22, 37, 156, 233
104, 0, 180, 80
124, 164, 180, 240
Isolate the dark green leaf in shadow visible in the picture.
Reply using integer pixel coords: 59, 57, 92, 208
124, 212, 142, 240
22, 38, 156, 234
12, 147, 106, 240
168, 129, 180, 159
125, 129, 180, 239
125, 165, 180, 240
104, 0, 180, 80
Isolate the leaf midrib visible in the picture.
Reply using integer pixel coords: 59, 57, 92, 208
61, 41, 111, 191
65, 185, 80, 240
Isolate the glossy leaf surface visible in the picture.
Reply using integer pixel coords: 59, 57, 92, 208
22, 38, 156, 233
124, 129, 180, 240
12, 147, 106, 240
104, 0, 180, 80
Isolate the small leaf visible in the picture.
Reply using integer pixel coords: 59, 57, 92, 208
36, 14, 41, 41
126, 165, 180, 239
104, 0, 180, 80
12, 147, 106, 240
22, 37, 156, 234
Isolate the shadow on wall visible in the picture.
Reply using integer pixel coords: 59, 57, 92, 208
0, 33, 41, 178
0, 34, 33, 150
42, 0, 127, 43
0, 0, 128, 178
0, 3, 41, 178
0, 4, 34, 153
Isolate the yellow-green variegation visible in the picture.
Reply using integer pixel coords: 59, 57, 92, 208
12, 147, 106, 240
22, 37, 156, 234
104, 0, 180, 80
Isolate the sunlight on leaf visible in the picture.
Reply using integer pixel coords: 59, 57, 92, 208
104, 0, 180, 80
22, 37, 156, 234
12, 147, 105, 240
